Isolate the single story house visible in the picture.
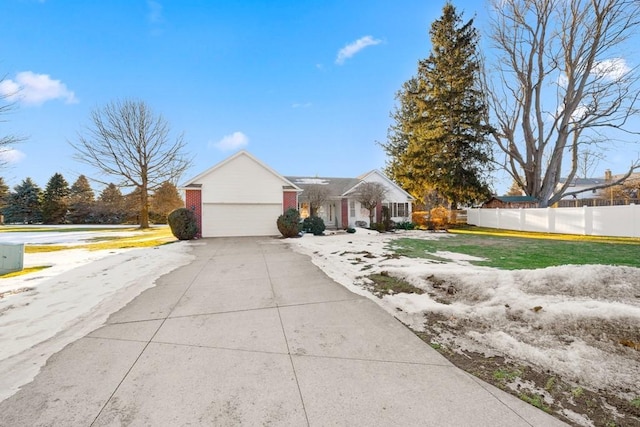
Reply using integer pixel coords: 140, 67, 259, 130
181, 150, 413, 237
286, 171, 414, 230
482, 196, 538, 209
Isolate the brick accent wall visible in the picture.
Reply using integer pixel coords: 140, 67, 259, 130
375, 202, 382, 224
283, 190, 298, 211
185, 189, 202, 238
341, 198, 348, 229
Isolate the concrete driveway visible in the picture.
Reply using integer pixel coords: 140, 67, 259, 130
0, 238, 566, 426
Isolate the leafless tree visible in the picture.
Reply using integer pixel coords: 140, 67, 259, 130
300, 184, 329, 216
71, 99, 192, 228
0, 75, 24, 168
353, 182, 388, 226
577, 149, 606, 179
485, 0, 640, 207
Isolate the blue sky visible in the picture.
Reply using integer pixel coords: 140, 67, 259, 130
0, 0, 637, 195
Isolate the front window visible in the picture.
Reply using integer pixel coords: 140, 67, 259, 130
350, 200, 356, 217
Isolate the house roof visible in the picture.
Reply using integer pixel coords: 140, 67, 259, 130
491, 196, 538, 203
285, 176, 361, 198
558, 177, 606, 186
286, 170, 414, 201
181, 150, 302, 191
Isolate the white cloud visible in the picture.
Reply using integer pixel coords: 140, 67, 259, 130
210, 131, 249, 151
0, 71, 77, 106
0, 148, 26, 164
336, 35, 382, 65
592, 58, 630, 81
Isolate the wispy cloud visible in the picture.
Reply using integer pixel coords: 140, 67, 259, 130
210, 131, 249, 151
335, 35, 382, 65
0, 71, 77, 106
0, 148, 26, 164
147, 0, 164, 24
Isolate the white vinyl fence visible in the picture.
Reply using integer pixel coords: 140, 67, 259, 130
467, 205, 640, 238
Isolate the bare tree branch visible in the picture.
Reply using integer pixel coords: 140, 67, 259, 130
485, 0, 640, 206
70, 99, 192, 228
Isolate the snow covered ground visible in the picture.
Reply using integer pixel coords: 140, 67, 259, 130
2, 226, 638, 416
288, 229, 640, 401
0, 232, 194, 402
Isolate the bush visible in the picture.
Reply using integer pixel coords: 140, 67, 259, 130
370, 222, 386, 233
168, 208, 198, 240
346, 227, 356, 233
411, 211, 429, 229
429, 206, 450, 230
277, 208, 301, 238
381, 206, 395, 231
302, 216, 326, 235
395, 221, 415, 230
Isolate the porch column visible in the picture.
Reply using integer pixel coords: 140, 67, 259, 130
341, 198, 348, 229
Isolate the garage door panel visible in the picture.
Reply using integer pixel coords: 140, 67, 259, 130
202, 204, 282, 237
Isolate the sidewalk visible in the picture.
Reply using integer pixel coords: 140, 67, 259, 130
0, 238, 567, 426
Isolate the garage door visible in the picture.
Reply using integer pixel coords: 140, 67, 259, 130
202, 203, 282, 237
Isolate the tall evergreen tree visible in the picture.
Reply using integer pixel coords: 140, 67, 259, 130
68, 175, 95, 224
381, 3, 492, 208
150, 181, 184, 223
94, 183, 125, 224
42, 173, 70, 224
3, 178, 42, 224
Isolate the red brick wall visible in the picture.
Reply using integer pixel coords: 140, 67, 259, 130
375, 202, 382, 224
185, 189, 202, 238
341, 198, 348, 229
283, 191, 298, 211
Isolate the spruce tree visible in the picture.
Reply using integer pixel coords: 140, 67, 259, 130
0, 177, 9, 213
42, 173, 70, 224
95, 183, 125, 224
3, 178, 43, 224
150, 181, 184, 223
68, 175, 95, 224
382, 3, 492, 208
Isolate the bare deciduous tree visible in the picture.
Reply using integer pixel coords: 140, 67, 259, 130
0, 74, 24, 168
71, 99, 192, 228
485, 0, 640, 207
300, 184, 329, 216
352, 182, 388, 226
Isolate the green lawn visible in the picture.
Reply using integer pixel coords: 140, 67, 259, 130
391, 229, 640, 270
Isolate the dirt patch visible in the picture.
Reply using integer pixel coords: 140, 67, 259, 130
415, 312, 640, 427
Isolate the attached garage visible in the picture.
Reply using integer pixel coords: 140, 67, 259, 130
201, 203, 283, 237
182, 151, 301, 238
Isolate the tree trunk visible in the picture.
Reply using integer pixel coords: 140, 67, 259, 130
140, 185, 150, 229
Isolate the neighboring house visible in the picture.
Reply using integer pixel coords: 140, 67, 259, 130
286, 170, 414, 229
556, 177, 607, 200
482, 196, 538, 208
181, 151, 301, 237
181, 151, 413, 237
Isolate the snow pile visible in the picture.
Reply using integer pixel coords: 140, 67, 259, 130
289, 230, 640, 399
0, 242, 194, 401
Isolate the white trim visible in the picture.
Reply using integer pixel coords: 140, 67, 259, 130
182, 150, 302, 192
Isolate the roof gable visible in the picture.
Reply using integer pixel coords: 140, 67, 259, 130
348, 170, 414, 200
182, 150, 301, 191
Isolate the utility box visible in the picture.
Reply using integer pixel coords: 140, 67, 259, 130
0, 243, 24, 275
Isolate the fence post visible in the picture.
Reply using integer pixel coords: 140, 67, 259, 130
547, 207, 555, 233
583, 206, 593, 235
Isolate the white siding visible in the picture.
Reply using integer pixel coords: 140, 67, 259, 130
199, 154, 284, 204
